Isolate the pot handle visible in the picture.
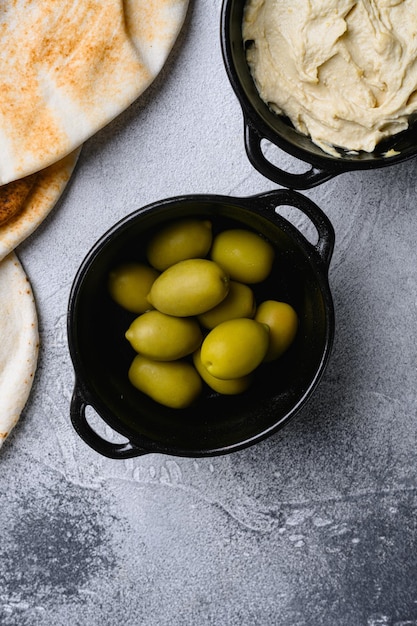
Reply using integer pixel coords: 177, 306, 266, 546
245, 121, 338, 190
251, 188, 335, 269
70, 382, 149, 459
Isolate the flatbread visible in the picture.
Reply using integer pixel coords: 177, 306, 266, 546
0, 252, 39, 450
0, 149, 81, 263
0, 174, 39, 227
0, 0, 189, 185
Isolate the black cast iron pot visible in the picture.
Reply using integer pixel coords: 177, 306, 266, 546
67, 190, 334, 459
221, 0, 417, 189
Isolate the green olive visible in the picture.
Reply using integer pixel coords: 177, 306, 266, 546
198, 281, 256, 329
146, 218, 213, 270
193, 348, 253, 395
108, 262, 159, 313
255, 300, 298, 361
125, 310, 202, 361
200, 318, 270, 379
211, 228, 275, 283
147, 258, 230, 317
128, 355, 202, 409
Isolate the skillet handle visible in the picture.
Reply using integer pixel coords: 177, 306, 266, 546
245, 121, 338, 190
70, 383, 149, 459
251, 188, 335, 269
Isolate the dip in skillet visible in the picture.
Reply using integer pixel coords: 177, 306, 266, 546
243, 0, 417, 156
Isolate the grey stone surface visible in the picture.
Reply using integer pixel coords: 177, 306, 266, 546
2, 1, 417, 624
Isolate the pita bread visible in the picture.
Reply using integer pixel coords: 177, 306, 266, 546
0, 174, 39, 227
0, 252, 39, 450
0, 149, 80, 263
0, 0, 189, 185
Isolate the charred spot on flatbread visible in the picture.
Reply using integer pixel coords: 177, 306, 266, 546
0, 174, 39, 226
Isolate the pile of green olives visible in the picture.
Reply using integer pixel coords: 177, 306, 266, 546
108, 218, 298, 409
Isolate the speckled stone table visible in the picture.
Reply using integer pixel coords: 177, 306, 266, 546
2, 2, 417, 625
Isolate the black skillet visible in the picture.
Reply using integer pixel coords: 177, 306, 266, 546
221, 0, 417, 189
68, 190, 335, 459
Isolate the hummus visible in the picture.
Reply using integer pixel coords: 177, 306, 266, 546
243, 0, 417, 155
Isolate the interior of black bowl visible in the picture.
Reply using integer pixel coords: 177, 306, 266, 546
223, 0, 417, 169
69, 197, 333, 455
